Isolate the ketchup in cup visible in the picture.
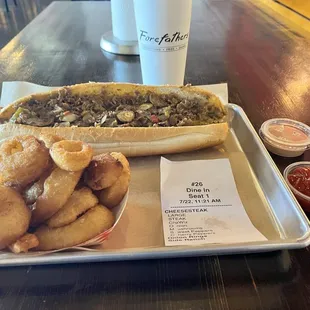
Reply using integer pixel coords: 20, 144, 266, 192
284, 162, 310, 212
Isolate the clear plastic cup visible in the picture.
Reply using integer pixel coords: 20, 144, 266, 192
259, 118, 310, 157
284, 162, 310, 212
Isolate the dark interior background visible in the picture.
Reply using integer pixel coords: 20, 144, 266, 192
0, 0, 110, 49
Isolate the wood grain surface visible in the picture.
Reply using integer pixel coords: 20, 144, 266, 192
0, 1, 309, 309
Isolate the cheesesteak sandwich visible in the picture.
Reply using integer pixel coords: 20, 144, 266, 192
0, 83, 228, 156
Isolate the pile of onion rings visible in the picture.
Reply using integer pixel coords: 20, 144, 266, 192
0, 134, 130, 253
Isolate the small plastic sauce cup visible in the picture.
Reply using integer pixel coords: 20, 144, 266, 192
259, 118, 310, 157
284, 162, 310, 212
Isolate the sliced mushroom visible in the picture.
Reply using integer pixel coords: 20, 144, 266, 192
116, 111, 135, 123
139, 103, 153, 111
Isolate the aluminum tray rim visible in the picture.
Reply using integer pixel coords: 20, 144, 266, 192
1, 238, 310, 267
229, 103, 310, 243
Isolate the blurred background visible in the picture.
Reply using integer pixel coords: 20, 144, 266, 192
0, 0, 111, 48
0, 0, 308, 50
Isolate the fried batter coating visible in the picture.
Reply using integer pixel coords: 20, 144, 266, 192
50, 140, 93, 172
47, 187, 98, 228
0, 135, 50, 188
0, 186, 31, 250
39, 134, 64, 149
98, 153, 130, 208
35, 205, 114, 250
22, 165, 54, 205
8, 233, 39, 253
84, 153, 123, 190
30, 168, 83, 227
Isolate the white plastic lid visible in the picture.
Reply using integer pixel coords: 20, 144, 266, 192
259, 118, 310, 151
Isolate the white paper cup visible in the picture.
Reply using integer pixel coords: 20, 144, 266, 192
134, 0, 192, 85
111, 0, 138, 41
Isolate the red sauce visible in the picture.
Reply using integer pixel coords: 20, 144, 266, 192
287, 166, 310, 211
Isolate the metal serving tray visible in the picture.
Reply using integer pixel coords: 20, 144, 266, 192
1, 104, 309, 266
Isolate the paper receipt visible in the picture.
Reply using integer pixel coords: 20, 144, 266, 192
160, 158, 267, 246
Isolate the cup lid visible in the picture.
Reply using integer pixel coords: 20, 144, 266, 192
260, 118, 310, 150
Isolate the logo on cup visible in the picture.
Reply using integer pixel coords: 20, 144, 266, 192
139, 30, 189, 52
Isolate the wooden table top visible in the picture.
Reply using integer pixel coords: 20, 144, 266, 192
0, 1, 309, 309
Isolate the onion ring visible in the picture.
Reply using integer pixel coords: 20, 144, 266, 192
84, 153, 123, 190
50, 140, 93, 172
0, 135, 50, 188
0, 186, 31, 249
30, 167, 83, 227
39, 134, 64, 149
98, 152, 130, 208
47, 187, 98, 228
35, 205, 115, 251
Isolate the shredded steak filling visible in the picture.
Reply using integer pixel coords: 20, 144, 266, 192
8, 89, 226, 128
